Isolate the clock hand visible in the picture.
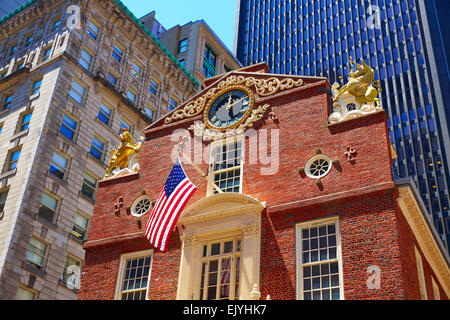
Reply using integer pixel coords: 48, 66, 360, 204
226, 93, 233, 110
226, 96, 248, 111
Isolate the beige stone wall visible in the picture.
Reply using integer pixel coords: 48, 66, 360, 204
0, 0, 198, 300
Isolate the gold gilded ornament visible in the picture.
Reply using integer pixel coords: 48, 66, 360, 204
333, 57, 382, 108
105, 129, 142, 177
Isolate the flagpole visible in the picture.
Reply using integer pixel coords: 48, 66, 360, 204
177, 146, 224, 194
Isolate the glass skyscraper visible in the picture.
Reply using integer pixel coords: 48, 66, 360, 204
235, 0, 450, 252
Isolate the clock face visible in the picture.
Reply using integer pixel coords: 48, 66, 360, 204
205, 87, 253, 130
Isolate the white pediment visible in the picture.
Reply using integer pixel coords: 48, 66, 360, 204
179, 193, 265, 224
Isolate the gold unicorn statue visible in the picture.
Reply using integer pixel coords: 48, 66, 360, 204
105, 128, 142, 177
333, 57, 382, 108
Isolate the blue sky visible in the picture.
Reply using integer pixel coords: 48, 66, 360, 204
121, 0, 237, 52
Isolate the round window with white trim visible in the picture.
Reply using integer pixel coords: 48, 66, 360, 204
131, 195, 152, 217
305, 154, 332, 179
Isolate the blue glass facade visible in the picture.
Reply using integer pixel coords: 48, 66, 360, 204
235, 0, 450, 252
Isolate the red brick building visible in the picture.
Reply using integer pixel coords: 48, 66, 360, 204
78, 63, 450, 300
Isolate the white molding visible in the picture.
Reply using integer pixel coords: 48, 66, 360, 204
113, 249, 154, 300
295, 216, 344, 300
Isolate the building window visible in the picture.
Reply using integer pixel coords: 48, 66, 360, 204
199, 239, 241, 300
119, 119, 132, 134
6, 148, 21, 171
203, 45, 217, 78
115, 250, 153, 300
62, 255, 81, 287
296, 217, 343, 300
0, 189, 8, 212
69, 80, 86, 104
81, 172, 97, 200
144, 106, 155, 122
41, 46, 52, 62
126, 89, 137, 104
15, 286, 37, 300
60, 113, 78, 140
19, 112, 32, 131
131, 61, 142, 78
415, 246, 428, 300
79, 48, 93, 70
90, 135, 105, 161
49, 151, 68, 180
2, 93, 14, 111
179, 59, 185, 67
149, 78, 159, 95
130, 195, 152, 217
31, 78, 42, 96
98, 102, 112, 126
38, 193, 58, 223
209, 139, 243, 194
169, 97, 178, 111
25, 237, 48, 270
178, 38, 187, 53
106, 72, 118, 87
87, 20, 100, 40
72, 212, 89, 241
305, 154, 332, 179
112, 43, 124, 63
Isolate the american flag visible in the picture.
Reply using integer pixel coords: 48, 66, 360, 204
145, 158, 197, 252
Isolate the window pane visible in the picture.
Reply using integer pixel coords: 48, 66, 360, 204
41, 194, 57, 211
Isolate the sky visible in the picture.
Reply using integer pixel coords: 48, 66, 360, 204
121, 0, 237, 52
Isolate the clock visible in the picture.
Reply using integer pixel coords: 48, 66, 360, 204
203, 85, 254, 131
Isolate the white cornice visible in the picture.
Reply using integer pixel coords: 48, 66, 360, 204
397, 186, 450, 297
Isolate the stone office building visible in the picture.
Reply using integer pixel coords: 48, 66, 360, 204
140, 12, 242, 90
0, 0, 199, 300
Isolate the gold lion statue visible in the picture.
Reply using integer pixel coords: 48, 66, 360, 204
333, 57, 382, 108
105, 129, 142, 177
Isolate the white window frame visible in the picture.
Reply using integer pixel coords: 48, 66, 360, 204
208, 137, 244, 196
114, 249, 154, 300
295, 216, 344, 300
199, 238, 242, 300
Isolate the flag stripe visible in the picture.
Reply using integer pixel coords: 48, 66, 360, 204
144, 159, 197, 252
149, 179, 189, 244
158, 184, 197, 251
145, 187, 165, 233
146, 190, 169, 240
152, 180, 192, 247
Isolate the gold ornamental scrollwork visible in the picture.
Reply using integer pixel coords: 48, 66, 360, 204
164, 75, 304, 124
